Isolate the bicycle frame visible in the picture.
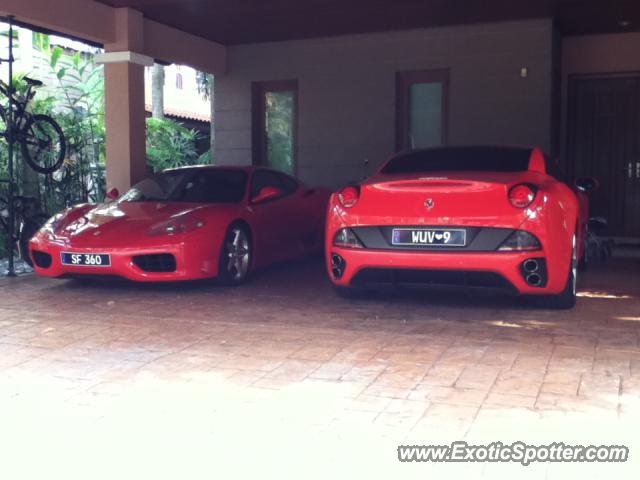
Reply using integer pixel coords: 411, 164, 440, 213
0, 79, 36, 136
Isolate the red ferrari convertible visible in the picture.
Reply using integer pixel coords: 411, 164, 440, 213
30, 166, 329, 284
326, 146, 592, 309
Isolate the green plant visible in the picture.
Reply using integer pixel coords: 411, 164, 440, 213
265, 91, 295, 174
38, 41, 106, 212
0, 32, 108, 260
196, 71, 215, 161
197, 150, 212, 164
146, 117, 200, 172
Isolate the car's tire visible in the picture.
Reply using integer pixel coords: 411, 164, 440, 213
544, 235, 578, 310
217, 224, 252, 286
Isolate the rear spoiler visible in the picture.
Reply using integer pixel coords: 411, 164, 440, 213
528, 147, 547, 174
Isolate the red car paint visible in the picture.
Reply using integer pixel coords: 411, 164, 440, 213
326, 147, 587, 296
30, 166, 329, 282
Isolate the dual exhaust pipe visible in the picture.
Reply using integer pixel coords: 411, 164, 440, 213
331, 253, 346, 279
522, 258, 545, 287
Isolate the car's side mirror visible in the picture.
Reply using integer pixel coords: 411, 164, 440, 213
252, 186, 283, 204
105, 188, 120, 202
574, 177, 599, 193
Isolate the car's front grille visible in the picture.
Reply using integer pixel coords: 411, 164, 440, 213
31, 250, 52, 268
132, 254, 177, 273
351, 268, 516, 291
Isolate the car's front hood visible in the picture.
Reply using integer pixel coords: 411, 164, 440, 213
53, 201, 210, 246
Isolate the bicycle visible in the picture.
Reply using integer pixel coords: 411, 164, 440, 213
0, 75, 66, 174
0, 194, 49, 267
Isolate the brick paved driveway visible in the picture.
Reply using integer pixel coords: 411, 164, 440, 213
1, 258, 639, 479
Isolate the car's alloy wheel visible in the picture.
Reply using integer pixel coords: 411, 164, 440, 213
218, 225, 251, 285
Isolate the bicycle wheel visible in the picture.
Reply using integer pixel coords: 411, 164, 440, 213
20, 114, 66, 174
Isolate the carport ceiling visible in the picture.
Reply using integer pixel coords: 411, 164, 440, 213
97, 0, 640, 44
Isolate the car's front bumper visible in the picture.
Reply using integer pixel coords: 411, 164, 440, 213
29, 235, 218, 282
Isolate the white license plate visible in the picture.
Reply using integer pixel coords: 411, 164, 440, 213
61, 252, 111, 267
392, 228, 466, 247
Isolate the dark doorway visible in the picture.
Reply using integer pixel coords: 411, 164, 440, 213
252, 80, 298, 176
567, 74, 640, 238
395, 69, 449, 152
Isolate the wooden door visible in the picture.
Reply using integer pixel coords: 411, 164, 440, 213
567, 74, 640, 237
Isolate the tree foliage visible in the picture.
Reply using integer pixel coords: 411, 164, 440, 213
265, 91, 295, 175
41, 42, 106, 211
195, 71, 215, 163
146, 117, 200, 172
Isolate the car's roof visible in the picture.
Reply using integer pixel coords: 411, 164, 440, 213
393, 145, 538, 156
162, 165, 302, 183
164, 164, 258, 173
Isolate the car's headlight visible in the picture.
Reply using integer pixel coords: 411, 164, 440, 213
333, 228, 364, 249
147, 217, 206, 236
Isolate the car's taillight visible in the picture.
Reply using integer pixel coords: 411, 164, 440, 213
338, 186, 360, 208
148, 217, 206, 236
509, 184, 537, 208
332, 228, 364, 249
498, 230, 541, 251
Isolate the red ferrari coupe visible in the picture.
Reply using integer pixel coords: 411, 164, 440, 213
326, 146, 592, 309
30, 166, 329, 284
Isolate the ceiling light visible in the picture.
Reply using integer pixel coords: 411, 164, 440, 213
618, 20, 631, 28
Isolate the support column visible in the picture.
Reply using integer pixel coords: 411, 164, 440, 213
98, 7, 150, 193
103, 60, 147, 192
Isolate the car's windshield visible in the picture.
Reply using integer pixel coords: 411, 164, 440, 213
119, 169, 248, 203
380, 147, 534, 174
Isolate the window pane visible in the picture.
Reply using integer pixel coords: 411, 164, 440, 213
381, 147, 533, 174
196, 170, 248, 203
121, 169, 247, 203
409, 83, 443, 149
251, 171, 280, 198
265, 91, 295, 175
275, 172, 298, 194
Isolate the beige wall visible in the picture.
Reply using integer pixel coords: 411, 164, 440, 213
216, 20, 555, 188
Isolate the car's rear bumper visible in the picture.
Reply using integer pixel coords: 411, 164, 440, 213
29, 236, 218, 282
327, 247, 563, 295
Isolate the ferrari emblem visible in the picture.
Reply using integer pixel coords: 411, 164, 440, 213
425, 198, 435, 210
